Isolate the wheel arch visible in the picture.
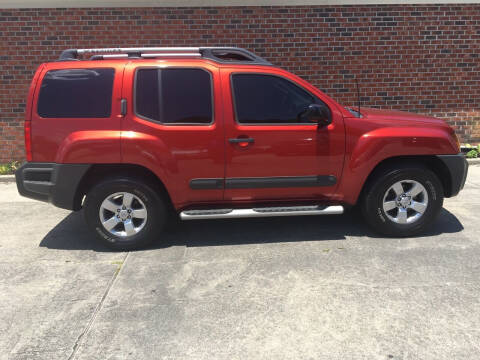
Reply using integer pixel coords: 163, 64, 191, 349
74, 163, 174, 211
359, 155, 452, 202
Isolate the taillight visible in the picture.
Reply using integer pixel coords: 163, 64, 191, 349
450, 129, 461, 153
24, 120, 32, 161
454, 133, 461, 153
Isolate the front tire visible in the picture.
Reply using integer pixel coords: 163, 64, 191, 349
84, 177, 167, 250
361, 163, 444, 237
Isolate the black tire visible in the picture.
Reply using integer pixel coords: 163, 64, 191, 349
361, 163, 444, 237
84, 177, 167, 250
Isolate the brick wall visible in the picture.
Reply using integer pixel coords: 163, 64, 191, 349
1, 5, 479, 162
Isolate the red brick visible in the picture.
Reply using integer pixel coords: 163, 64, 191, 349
0, 4, 479, 161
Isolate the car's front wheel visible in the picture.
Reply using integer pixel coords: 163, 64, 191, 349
84, 177, 167, 250
361, 163, 444, 237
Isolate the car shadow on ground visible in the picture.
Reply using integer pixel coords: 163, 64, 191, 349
39, 208, 464, 252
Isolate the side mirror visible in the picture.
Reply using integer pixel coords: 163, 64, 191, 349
303, 103, 332, 127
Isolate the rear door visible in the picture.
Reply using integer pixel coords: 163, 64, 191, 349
221, 67, 345, 202
121, 61, 225, 208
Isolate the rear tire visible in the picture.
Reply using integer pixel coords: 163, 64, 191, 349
84, 177, 167, 250
361, 163, 444, 237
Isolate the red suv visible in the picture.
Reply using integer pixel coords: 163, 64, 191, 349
16, 47, 468, 250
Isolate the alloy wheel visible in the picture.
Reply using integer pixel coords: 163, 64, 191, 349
99, 192, 148, 238
382, 180, 429, 224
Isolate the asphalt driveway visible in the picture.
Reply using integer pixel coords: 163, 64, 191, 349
1, 165, 479, 360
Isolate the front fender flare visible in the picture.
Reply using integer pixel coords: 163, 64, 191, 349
339, 126, 458, 204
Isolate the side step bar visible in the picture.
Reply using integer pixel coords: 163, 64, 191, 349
180, 205, 344, 220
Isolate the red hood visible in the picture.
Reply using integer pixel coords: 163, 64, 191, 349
359, 107, 448, 127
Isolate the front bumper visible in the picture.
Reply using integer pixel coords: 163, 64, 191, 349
436, 153, 468, 197
15, 162, 90, 210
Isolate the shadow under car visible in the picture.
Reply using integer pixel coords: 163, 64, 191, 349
39, 208, 464, 252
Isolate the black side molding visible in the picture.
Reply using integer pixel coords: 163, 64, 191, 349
190, 175, 337, 190
190, 178, 224, 190
225, 175, 337, 189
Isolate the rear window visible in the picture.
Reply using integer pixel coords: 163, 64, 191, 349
37, 68, 115, 118
135, 68, 213, 124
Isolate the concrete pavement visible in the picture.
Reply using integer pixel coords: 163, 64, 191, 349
0, 165, 479, 360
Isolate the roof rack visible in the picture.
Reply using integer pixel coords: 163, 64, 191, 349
58, 47, 272, 65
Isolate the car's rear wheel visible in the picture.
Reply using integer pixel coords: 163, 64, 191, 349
84, 177, 167, 250
361, 163, 444, 237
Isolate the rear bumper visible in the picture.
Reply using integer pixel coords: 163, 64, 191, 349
15, 162, 90, 210
436, 153, 468, 197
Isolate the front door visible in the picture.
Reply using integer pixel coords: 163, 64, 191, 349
221, 68, 345, 203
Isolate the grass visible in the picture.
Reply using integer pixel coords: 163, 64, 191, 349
464, 144, 480, 159
0, 161, 21, 175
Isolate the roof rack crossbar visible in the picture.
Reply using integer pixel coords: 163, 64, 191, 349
141, 53, 201, 58
59, 47, 272, 65
90, 52, 202, 61
78, 47, 200, 55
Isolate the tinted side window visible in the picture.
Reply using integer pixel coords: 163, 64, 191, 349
135, 68, 213, 124
232, 74, 316, 124
38, 68, 114, 118
162, 69, 212, 124
135, 69, 160, 121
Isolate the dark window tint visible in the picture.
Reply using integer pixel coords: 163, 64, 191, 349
135, 68, 212, 124
162, 69, 212, 124
38, 68, 114, 118
232, 74, 316, 124
135, 69, 160, 121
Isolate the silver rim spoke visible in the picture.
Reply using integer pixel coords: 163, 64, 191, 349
102, 216, 119, 231
396, 208, 408, 224
132, 208, 147, 219
102, 199, 118, 213
382, 179, 429, 225
383, 201, 397, 212
123, 219, 136, 236
407, 183, 423, 197
410, 201, 427, 214
392, 182, 404, 196
99, 191, 147, 239
122, 193, 134, 208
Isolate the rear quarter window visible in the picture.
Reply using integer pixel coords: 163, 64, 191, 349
37, 68, 115, 118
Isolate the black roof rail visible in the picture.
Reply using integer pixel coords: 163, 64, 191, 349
200, 47, 271, 65
57, 47, 272, 65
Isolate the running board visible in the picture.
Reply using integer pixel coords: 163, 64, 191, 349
180, 205, 344, 220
